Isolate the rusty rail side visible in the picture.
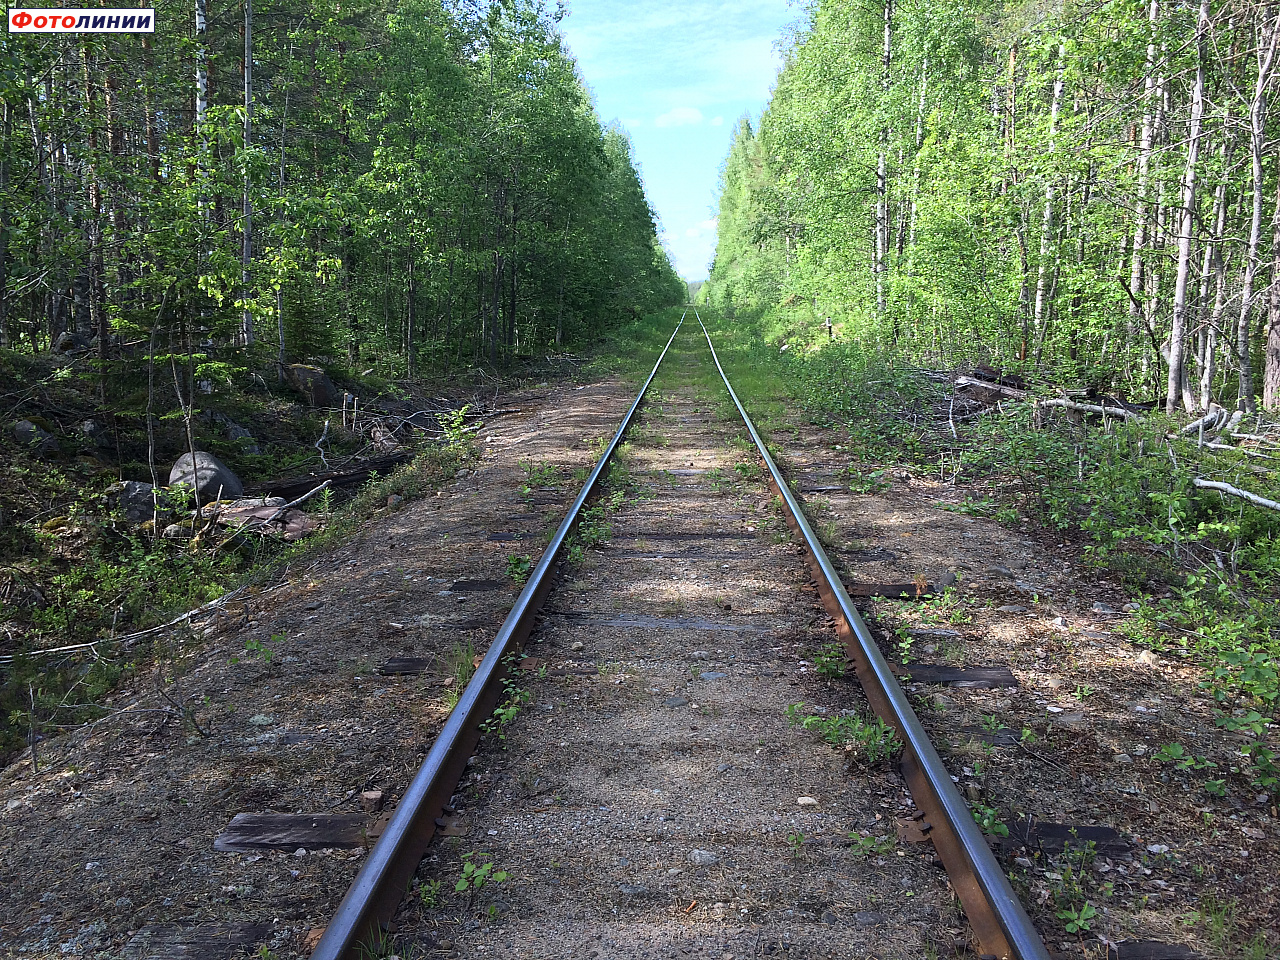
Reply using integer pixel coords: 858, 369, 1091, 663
695, 312, 1049, 960
310, 314, 686, 960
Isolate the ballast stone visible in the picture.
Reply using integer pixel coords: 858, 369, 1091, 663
169, 451, 244, 505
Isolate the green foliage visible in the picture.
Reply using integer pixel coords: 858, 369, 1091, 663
785, 702, 899, 763
1152, 742, 1214, 771
455, 852, 510, 895
505, 554, 533, 585
970, 804, 1009, 838
848, 831, 896, 857
480, 673, 530, 743
1056, 901, 1097, 934
812, 641, 849, 678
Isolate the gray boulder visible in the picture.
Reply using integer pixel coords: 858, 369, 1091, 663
12, 420, 60, 455
51, 331, 90, 356
285, 364, 337, 407
169, 451, 243, 505
104, 481, 171, 524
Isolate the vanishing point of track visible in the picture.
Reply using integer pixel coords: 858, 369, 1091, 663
310, 312, 1051, 960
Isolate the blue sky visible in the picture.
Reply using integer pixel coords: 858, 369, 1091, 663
557, 1, 797, 281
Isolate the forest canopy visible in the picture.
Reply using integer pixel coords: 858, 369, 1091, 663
0, 0, 686, 376
703, 0, 1280, 414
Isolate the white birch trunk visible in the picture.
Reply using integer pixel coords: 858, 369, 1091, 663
1166, 0, 1208, 414
1032, 43, 1065, 358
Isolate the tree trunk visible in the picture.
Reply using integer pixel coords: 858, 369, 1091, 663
0, 101, 10, 349
241, 0, 255, 346
1129, 0, 1160, 375
1166, 0, 1208, 415
1200, 135, 1233, 409
406, 250, 416, 378
874, 0, 892, 322
1238, 6, 1279, 411
1264, 165, 1280, 408
1032, 43, 1065, 361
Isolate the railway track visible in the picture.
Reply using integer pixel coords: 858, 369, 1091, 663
309, 312, 1049, 960
2, 311, 1272, 959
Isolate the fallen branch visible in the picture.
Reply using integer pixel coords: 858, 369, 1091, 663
1201, 442, 1277, 460
263, 480, 332, 527
1192, 477, 1280, 512
955, 376, 1029, 400
1037, 397, 1139, 420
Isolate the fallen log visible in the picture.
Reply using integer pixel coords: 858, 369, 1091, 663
1037, 397, 1139, 419
245, 452, 413, 501
1192, 477, 1280, 513
954, 376, 1029, 400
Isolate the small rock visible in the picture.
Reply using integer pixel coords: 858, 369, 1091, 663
618, 884, 647, 896
1147, 843, 1169, 855
162, 522, 194, 540
294, 848, 308, 857
797, 796, 819, 807
853, 911, 885, 927
700, 671, 727, 681
12, 419, 59, 455
687, 849, 718, 866
996, 604, 1028, 613
1137, 650, 1160, 667
662, 696, 689, 708
570, 641, 584, 652
1053, 712, 1087, 731
1122, 602, 1141, 613
489, 899, 511, 916
360, 790, 384, 812
1045, 677, 1065, 689
1049, 616, 1069, 631
387, 494, 404, 508
932, 694, 956, 713
821, 911, 839, 925
985, 565, 1014, 579
1092, 602, 1117, 614
1113, 754, 1133, 764
692, 651, 709, 659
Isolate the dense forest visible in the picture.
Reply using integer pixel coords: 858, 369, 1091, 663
0, 0, 684, 757
703, 0, 1280, 413
0, 0, 684, 373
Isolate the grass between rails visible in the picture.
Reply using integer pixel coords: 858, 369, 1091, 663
696, 307, 1279, 799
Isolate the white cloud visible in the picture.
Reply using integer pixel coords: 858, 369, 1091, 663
654, 106, 704, 128
710, 116, 724, 126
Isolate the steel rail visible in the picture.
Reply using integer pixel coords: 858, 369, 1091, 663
694, 311, 1049, 960
310, 312, 686, 960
